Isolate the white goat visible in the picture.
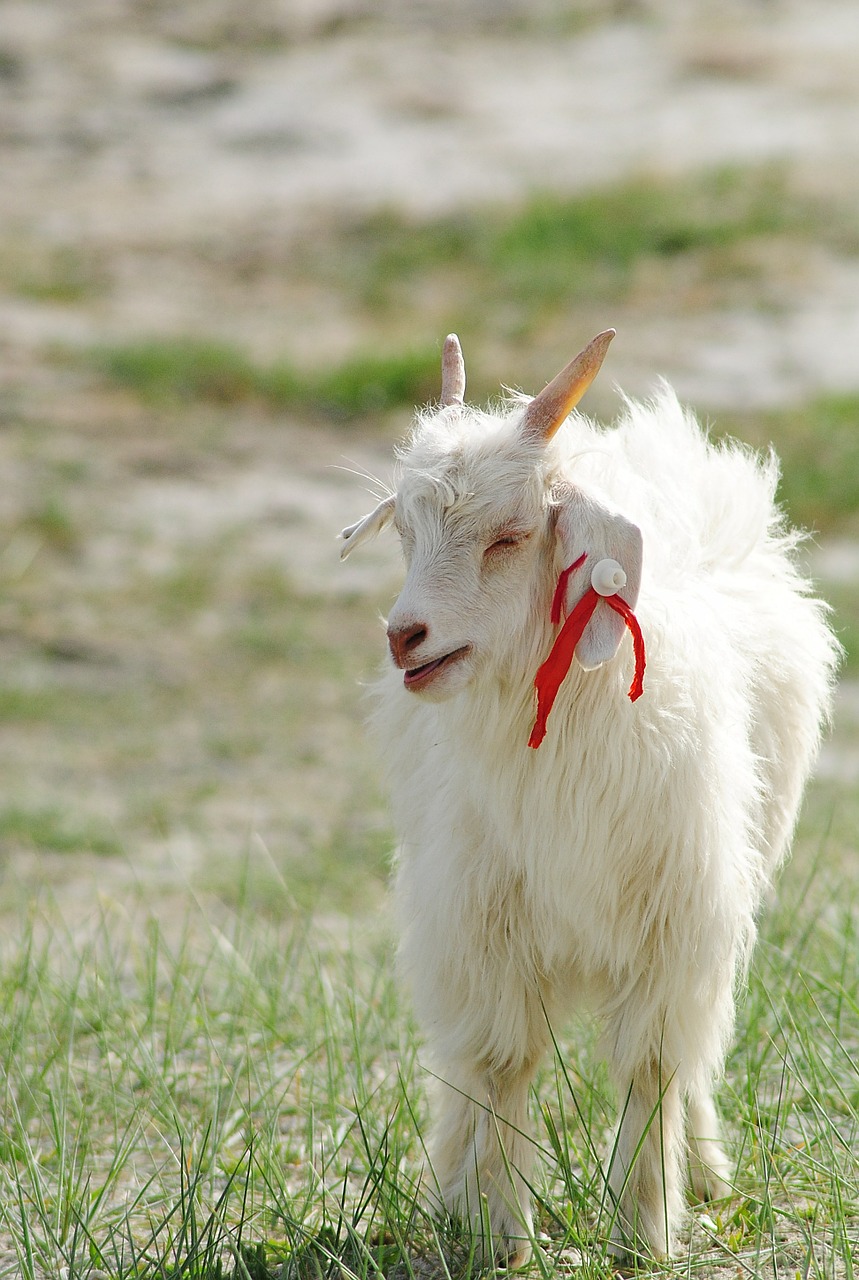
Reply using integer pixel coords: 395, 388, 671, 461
340, 331, 838, 1265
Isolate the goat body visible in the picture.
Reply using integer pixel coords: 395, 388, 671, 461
340, 333, 838, 1264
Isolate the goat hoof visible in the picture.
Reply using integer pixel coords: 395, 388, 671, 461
606, 1231, 663, 1272
502, 1241, 531, 1271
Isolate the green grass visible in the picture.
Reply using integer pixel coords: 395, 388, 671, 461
0, 520, 391, 913
23, 495, 81, 554
0, 804, 121, 857
0, 242, 106, 304
0, 820, 856, 1278
825, 580, 859, 675
92, 340, 441, 423
306, 164, 848, 353
717, 392, 859, 670
97, 340, 270, 407
720, 392, 859, 539
88, 165, 859, 426
349, 166, 809, 315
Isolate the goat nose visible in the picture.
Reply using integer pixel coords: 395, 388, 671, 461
387, 621, 428, 667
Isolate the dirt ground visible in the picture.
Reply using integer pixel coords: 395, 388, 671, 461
0, 0, 857, 929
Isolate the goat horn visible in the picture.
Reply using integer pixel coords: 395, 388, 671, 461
441, 333, 466, 406
521, 329, 616, 442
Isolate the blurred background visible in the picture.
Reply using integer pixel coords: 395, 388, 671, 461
0, 0, 857, 929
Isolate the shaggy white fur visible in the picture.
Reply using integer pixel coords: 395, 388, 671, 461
340, 343, 839, 1265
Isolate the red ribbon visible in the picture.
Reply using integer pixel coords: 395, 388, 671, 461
550, 551, 587, 624
528, 559, 646, 749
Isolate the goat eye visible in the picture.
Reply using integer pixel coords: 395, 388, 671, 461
484, 534, 523, 557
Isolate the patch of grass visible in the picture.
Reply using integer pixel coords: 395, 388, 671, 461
713, 393, 859, 667
96, 339, 268, 406
208, 817, 392, 917
484, 166, 801, 302
0, 804, 121, 856
230, 609, 315, 665
0, 686, 69, 723
0, 242, 106, 304
720, 392, 859, 538
307, 348, 442, 420
0, 481, 392, 889
0, 907, 423, 1280
0, 795, 855, 1278
823, 579, 859, 674
23, 494, 80, 554
150, 555, 223, 624
718, 856, 859, 1275
333, 165, 825, 325
92, 339, 441, 421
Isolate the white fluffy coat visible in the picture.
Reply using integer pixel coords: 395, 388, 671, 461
345, 380, 838, 1263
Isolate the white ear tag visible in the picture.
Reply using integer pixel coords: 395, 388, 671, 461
591, 558, 627, 597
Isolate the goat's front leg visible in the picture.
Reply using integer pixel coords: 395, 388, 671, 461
687, 1087, 731, 1203
427, 1058, 540, 1267
605, 1054, 685, 1262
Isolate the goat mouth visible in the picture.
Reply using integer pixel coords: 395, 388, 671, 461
403, 645, 471, 690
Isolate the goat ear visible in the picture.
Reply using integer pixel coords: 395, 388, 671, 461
339, 495, 396, 560
554, 486, 643, 670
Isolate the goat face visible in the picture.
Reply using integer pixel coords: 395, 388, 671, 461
341, 330, 639, 699
385, 437, 553, 699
